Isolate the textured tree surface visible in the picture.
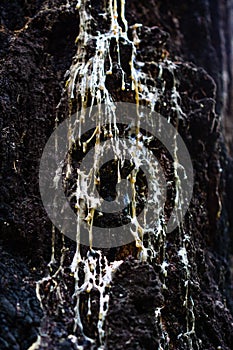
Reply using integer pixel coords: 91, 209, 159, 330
0, 1, 233, 349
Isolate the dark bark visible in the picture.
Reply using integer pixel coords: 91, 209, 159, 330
0, 1, 233, 349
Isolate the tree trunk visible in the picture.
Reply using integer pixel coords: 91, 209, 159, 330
0, 1, 233, 349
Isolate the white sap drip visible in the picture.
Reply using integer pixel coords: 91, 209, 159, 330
66, 4, 127, 346
67, 0, 172, 347
34, 1, 198, 349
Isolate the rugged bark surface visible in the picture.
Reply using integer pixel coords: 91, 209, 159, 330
0, 0, 233, 349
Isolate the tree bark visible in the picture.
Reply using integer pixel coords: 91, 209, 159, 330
0, 1, 233, 349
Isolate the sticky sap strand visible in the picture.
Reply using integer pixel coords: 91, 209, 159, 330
68, 2, 146, 345
72, 250, 123, 345
37, 0, 198, 348
32, 1, 133, 347
134, 37, 198, 348
142, 54, 199, 347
